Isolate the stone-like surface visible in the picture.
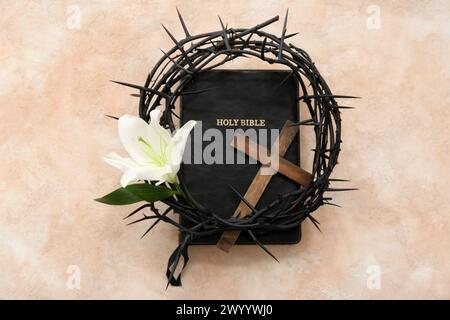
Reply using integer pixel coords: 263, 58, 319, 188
1, 0, 449, 299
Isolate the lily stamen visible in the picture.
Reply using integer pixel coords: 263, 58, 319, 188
138, 136, 166, 166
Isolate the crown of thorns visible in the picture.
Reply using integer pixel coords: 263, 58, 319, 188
112, 9, 357, 287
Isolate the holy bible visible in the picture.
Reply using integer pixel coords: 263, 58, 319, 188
180, 70, 301, 245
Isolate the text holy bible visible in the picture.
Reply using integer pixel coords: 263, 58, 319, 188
180, 70, 302, 245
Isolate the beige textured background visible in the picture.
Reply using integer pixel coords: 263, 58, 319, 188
1, 0, 449, 299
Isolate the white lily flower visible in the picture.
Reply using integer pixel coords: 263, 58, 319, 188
104, 108, 196, 187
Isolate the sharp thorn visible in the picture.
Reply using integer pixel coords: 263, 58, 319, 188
161, 23, 178, 44
208, 39, 218, 50
140, 218, 161, 239
123, 204, 151, 220
278, 9, 289, 59
228, 184, 257, 213
247, 230, 279, 263
170, 110, 181, 120
218, 15, 230, 50
332, 105, 355, 109
176, 7, 190, 37
275, 71, 293, 90
127, 215, 151, 226
104, 114, 119, 120
284, 32, 298, 39
243, 31, 254, 48
308, 215, 322, 232
324, 202, 342, 208
160, 49, 193, 75
161, 24, 195, 70
326, 188, 359, 192
110, 80, 169, 98
218, 15, 225, 29
297, 94, 361, 101
261, 37, 267, 60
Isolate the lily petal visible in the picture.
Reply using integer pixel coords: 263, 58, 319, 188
104, 152, 140, 172
167, 120, 197, 167
149, 107, 171, 148
118, 110, 172, 166
120, 170, 137, 188
118, 115, 154, 163
104, 152, 173, 187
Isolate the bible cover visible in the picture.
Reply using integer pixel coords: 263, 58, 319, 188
180, 70, 301, 245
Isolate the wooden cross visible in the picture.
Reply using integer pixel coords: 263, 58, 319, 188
216, 120, 313, 252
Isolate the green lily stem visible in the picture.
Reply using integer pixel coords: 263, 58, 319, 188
174, 183, 194, 207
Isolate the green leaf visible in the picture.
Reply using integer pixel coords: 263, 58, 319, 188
94, 187, 141, 205
125, 184, 178, 203
95, 183, 178, 206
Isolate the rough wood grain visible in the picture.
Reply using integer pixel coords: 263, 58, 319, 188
232, 134, 313, 186
216, 120, 308, 252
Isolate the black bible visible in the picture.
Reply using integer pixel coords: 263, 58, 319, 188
180, 70, 301, 245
